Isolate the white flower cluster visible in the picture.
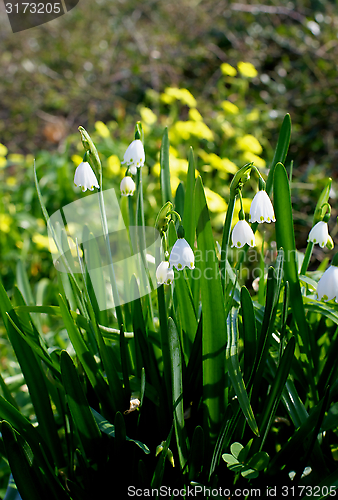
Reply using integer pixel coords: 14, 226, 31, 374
231, 190, 275, 249
119, 139, 145, 197
73, 138, 145, 197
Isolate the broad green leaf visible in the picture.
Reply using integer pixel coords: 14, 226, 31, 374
195, 175, 227, 447
160, 127, 172, 205
273, 162, 316, 402
266, 113, 291, 195
230, 442, 244, 459
247, 451, 269, 471
240, 286, 257, 384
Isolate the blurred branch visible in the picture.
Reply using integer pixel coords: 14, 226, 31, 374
230, 3, 306, 24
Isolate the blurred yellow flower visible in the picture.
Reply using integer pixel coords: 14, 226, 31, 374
238, 62, 258, 78
71, 154, 83, 166
198, 151, 237, 175
237, 134, 263, 155
8, 154, 24, 163
189, 108, 203, 122
0, 144, 8, 157
139, 106, 157, 125
220, 63, 237, 77
32, 233, 51, 250
242, 151, 266, 168
172, 120, 214, 142
171, 176, 181, 196
0, 214, 12, 233
220, 121, 235, 138
107, 155, 121, 176
204, 187, 227, 213
95, 121, 110, 138
221, 101, 239, 115
6, 177, 17, 186
247, 109, 260, 122
161, 87, 197, 108
0, 157, 6, 169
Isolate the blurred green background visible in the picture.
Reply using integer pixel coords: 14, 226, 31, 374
0, 0, 337, 287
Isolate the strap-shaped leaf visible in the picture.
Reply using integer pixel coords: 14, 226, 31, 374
273, 162, 317, 402
60, 350, 102, 462
195, 175, 227, 447
266, 113, 291, 195
168, 317, 190, 470
226, 310, 259, 437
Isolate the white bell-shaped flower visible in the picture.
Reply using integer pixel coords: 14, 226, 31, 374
316, 264, 338, 302
308, 221, 330, 248
231, 220, 255, 248
169, 238, 195, 271
249, 190, 276, 223
122, 139, 145, 175
120, 176, 136, 196
156, 261, 174, 285
74, 161, 99, 192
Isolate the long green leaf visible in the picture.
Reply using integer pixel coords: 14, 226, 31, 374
173, 269, 197, 361
240, 286, 257, 384
195, 175, 227, 449
273, 162, 317, 403
258, 336, 295, 449
60, 350, 102, 462
226, 309, 259, 437
266, 113, 291, 195
0, 280, 64, 467
57, 292, 107, 396
168, 317, 190, 470
1, 422, 48, 500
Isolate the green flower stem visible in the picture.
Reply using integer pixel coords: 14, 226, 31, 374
78, 126, 124, 329
300, 241, 314, 275
220, 193, 236, 291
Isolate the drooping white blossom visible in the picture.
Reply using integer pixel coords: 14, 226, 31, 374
308, 221, 330, 248
156, 261, 174, 285
316, 265, 338, 302
231, 220, 255, 248
120, 176, 136, 196
169, 238, 195, 271
249, 190, 276, 223
121, 139, 145, 175
74, 161, 99, 192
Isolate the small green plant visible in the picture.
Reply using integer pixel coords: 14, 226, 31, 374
222, 441, 269, 480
